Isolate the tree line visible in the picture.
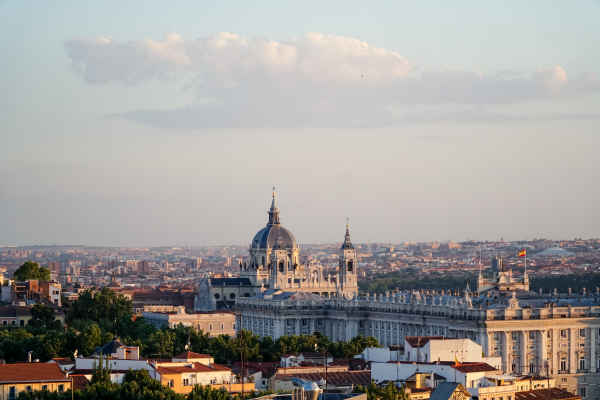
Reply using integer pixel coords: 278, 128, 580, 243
0, 287, 379, 364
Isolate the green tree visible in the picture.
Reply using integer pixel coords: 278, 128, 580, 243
77, 323, 103, 356
356, 382, 409, 400
67, 288, 133, 335
186, 385, 230, 400
13, 261, 50, 282
146, 329, 175, 358
91, 353, 112, 385
119, 369, 183, 400
29, 304, 61, 332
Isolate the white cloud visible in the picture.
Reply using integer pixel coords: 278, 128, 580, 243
66, 32, 411, 88
65, 32, 599, 128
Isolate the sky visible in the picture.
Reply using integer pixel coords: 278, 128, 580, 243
1, 1, 600, 246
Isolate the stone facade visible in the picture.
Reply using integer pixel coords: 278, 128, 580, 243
236, 289, 600, 398
195, 190, 359, 310
143, 307, 236, 337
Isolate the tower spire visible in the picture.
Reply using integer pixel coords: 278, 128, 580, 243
341, 217, 354, 249
267, 186, 280, 225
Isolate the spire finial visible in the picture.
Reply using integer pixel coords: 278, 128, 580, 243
341, 217, 354, 250
268, 186, 280, 225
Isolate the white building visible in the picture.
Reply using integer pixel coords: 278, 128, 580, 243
195, 190, 359, 310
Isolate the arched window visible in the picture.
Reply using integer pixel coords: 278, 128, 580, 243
230, 293, 236, 300
214, 293, 220, 299
348, 260, 354, 272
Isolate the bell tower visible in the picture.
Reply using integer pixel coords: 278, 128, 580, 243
338, 219, 358, 298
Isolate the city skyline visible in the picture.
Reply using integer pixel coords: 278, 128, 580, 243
2, 1, 600, 246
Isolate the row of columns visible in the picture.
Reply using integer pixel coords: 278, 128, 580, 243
490, 328, 598, 375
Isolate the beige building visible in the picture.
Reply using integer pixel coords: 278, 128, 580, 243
154, 352, 253, 395
143, 307, 236, 336
0, 363, 71, 400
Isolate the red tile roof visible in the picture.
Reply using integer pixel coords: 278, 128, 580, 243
0, 363, 69, 383
156, 362, 230, 375
232, 361, 279, 377
453, 362, 497, 373
385, 360, 496, 373
174, 351, 212, 359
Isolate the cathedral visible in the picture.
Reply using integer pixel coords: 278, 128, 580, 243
476, 255, 529, 293
194, 189, 358, 311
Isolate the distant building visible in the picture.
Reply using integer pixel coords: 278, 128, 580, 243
477, 256, 529, 293
0, 306, 32, 328
143, 307, 236, 336
39, 281, 62, 306
93, 337, 140, 360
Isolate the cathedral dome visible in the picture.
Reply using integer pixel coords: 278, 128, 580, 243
251, 188, 298, 251
251, 225, 297, 250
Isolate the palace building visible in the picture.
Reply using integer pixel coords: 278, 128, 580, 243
191, 190, 600, 398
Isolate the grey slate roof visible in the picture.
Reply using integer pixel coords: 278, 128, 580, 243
429, 382, 467, 400
252, 224, 297, 250
93, 338, 124, 356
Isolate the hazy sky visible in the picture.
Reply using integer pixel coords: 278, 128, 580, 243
1, 1, 600, 246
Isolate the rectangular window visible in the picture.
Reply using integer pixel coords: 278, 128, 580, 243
169, 380, 174, 388
26, 386, 32, 392
580, 387, 586, 397
529, 331, 535, 340
184, 378, 190, 386
579, 358, 585, 371
58, 385, 64, 392
561, 329, 568, 338
42, 385, 48, 391
560, 359, 567, 371
580, 328, 586, 337
9, 387, 16, 400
